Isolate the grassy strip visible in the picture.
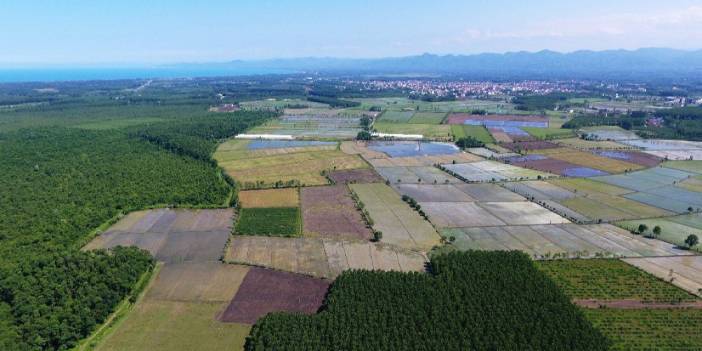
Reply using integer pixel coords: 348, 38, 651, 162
71, 263, 162, 351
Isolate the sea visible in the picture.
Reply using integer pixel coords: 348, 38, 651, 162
0, 66, 295, 83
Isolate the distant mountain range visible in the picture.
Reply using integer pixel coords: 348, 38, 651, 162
183, 48, 702, 80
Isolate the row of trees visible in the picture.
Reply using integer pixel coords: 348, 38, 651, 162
246, 251, 610, 350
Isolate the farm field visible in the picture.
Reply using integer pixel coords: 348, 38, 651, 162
465, 147, 519, 159
84, 209, 233, 263
507, 154, 609, 177
249, 115, 362, 138
537, 259, 697, 302
503, 180, 577, 201
235, 207, 301, 237
367, 141, 459, 158
442, 160, 554, 182
392, 184, 475, 202
219, 267, 330, 324
450, 124, 495, 143
560, 194, 672, 222
95, 300, 252, 351
328, 168, 383, 184
301, 185, 372, 240
215, 141, 369, 188
623, 256, 702, 297
580, 126, 641, 141
592, 150, 663, 167
373, 121, 451, 139
522, 127, 574, 140
408, 111, 447, 124
376, 166, 462, 184
350, 183, 441, 251
237, 188, 299, 208
592, 167, 702, 213
378, 110, 415, 122
555, 137, 633, 150
548, 177, 632, 196
617, 216, 702, 252
215, 139, 338, 161
440, 224, 691, 259
584, 309, 702, 351
366, 152, 480, 167
537, 148, 644, 173
95, 259, 253, 351
225, 236, 426, 279
663, 160, 702, 174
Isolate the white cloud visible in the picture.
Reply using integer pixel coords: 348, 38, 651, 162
453, 5, 702, 49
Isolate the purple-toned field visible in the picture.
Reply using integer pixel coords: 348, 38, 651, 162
593, 150, 663, 167
219, 267, 330, 324
502, 141, 559, 152
328, 168, 384, 184
301, 185, 372, 240
509, 157, 608, 177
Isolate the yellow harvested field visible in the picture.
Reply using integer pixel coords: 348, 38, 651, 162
217, 149, 368, 188
214, 139, 338, 163
350, 183, 441, 251
95, 300, 251, 351
225, 236, 427, 279
145, 262, 250, 303
555, 138, 634, 150
238, 188, 300, 208
538, 148, 644, 173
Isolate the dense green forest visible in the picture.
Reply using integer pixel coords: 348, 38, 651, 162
0, 247, 154, 350
246, 251, 609, 350
0, 85, 273, 350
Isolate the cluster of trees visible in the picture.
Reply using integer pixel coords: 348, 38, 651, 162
0, 247, 153, 350
131, 111, 275, 161
245, 251, 610, 350
455, 136, 485, 149
513, 94, 570, 111
0, 108, 273, 349
307, 95, 361, 108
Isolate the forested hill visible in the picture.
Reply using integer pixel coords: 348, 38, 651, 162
0, 110, 273, 350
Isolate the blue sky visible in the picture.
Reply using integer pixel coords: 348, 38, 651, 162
1, 0, 701, 65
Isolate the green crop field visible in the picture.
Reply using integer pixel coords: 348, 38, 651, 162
522, 127, 575, 140
408, 112, 447, 124
584, 309, 702, 351
617, 217, 702, 252
235, 207, 301, 236
538, 259, 696, 302
378, 110, 415, 122
450, 125, 494, 143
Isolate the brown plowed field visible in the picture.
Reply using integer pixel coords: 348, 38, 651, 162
328, 168, 384, 184
219, 267, 330, 324
301, 185, 372, 240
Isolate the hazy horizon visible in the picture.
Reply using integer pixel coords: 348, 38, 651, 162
2, 0, 701, 65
